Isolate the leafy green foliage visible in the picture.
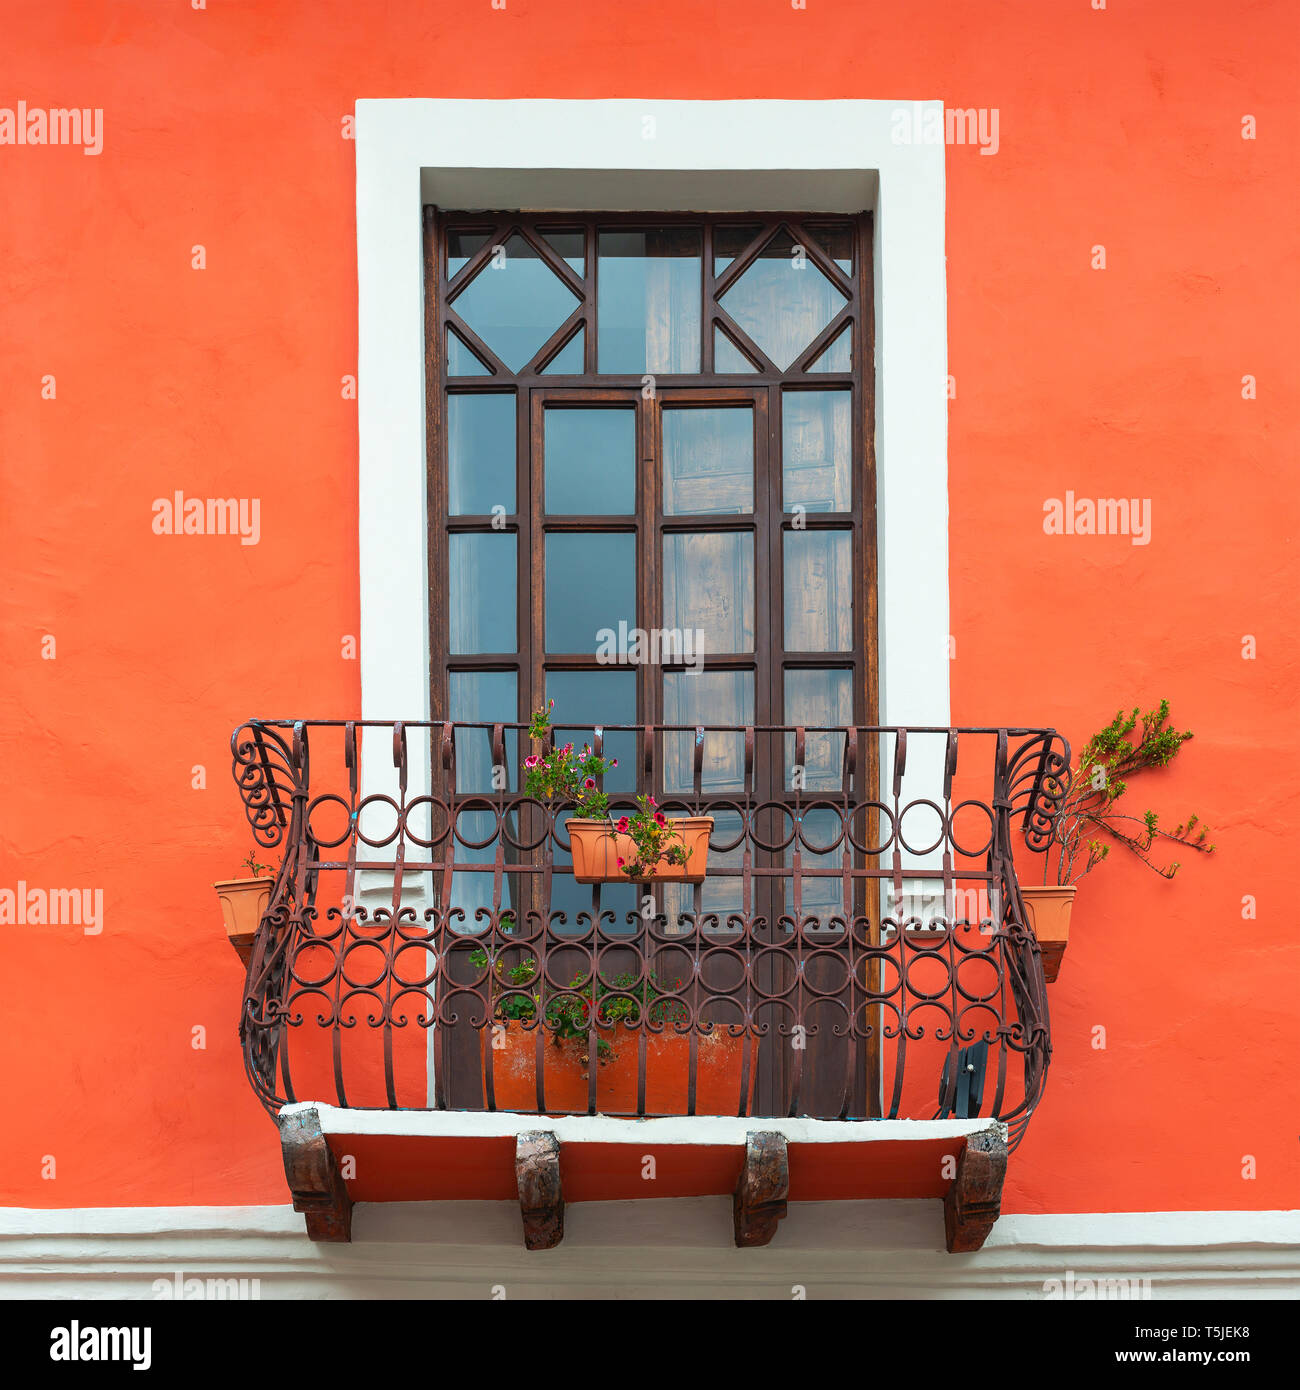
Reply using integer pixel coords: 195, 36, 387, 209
523, 700, 616, 819
241, 851, 273, 878
612, 794, 690, 878
468, 945, 686, 1059
523, 704, 691, 876
1048, 699, 1215, 885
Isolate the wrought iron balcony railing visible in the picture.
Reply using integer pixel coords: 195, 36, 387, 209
231, 719, 1070, 1149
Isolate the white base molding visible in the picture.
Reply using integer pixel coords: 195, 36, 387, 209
0, 1204, 1297, 1299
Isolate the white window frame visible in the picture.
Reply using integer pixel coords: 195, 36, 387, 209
353, 97, 949, 830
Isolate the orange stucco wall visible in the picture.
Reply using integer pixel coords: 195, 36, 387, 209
2, 2, 1295, 1213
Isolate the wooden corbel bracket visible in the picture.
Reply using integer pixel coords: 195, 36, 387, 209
733, 1130, 790, 1248
944, 1126, 1007, 1253
278, 1105, 353, 1243
516, 1130, 564, 1251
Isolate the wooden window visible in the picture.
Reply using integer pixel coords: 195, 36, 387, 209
425, 210, 878, 756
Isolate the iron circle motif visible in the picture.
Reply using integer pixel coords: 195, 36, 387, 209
795, 800, 848, 854
947, 798, 996, 858
305, 793, 353, 849
500, 796, 552, 852
452, 796, 503, 851
354, 793, 402, 848
401, 794, 453, 849
746, 800, 798, 853
339, 939, 390, 992
896, 798, 948, 857
700, 802, 747, 852
846, 799, 896, 855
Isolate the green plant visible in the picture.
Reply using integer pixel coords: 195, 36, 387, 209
523, 703, 691, 878
1046, 700, 1215, 885
611, 795, 690, 879
467, 945, 686, 1060
523, 700, 616, 819
241, 851, 273, 878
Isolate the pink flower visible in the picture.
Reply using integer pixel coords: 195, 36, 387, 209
616, 817, 630, 833
524, 754, 539, 768
611, 759, 617, 767
648, 795, 656, 806
654, 811, 667, 827
584, 777, 596, 789
616, 856, 625, 867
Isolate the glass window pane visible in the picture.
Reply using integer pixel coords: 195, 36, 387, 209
540, 327, 584, 374
449, 533, 516, 654
545, 532, 636, 653
446, 327, 489, 376
718, 231, 848, 370
544, 407, 635, 515
451, 232, 579, 372
784, 530, 853, 652
714, 328, 757, 373
807, 326, 851, 373
597, 227, 701, 375
663, 406, 753, 516
447, 393, 514, 514
783, 668, 853, 791
782, 389, 851, 513
663, 671, 754, 795
663, 532, 754, 655
449, 671, 518, 792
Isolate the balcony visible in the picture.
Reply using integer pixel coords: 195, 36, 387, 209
230, 718, 1070, 1251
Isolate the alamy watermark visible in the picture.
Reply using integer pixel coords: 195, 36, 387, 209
151, 1269, 261, 1300
891, 102, 1000, 156
1, 102, 103, 155
1043, 491, 1151, 546
595, 621, 706, 673
152, 492, 261, 545
0, 882, 103, 935
884, 883, 1003, 931
1042, 1269, 1153, 1300
49, 1322, 149, 1370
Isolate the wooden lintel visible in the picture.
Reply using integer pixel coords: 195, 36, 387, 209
733, 1131, 789, 1248
516, 1131, 564, 1251
278, 1106, 353, 1243
944, 1128, 1007, 1253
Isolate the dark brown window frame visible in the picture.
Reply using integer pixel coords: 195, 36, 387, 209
422, 206, 879, 755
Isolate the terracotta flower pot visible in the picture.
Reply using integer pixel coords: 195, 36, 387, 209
1020, 884, 1076, 983
566, 816, 714, 884
483, 1021, 744, 1114
213, 875, 275, 966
